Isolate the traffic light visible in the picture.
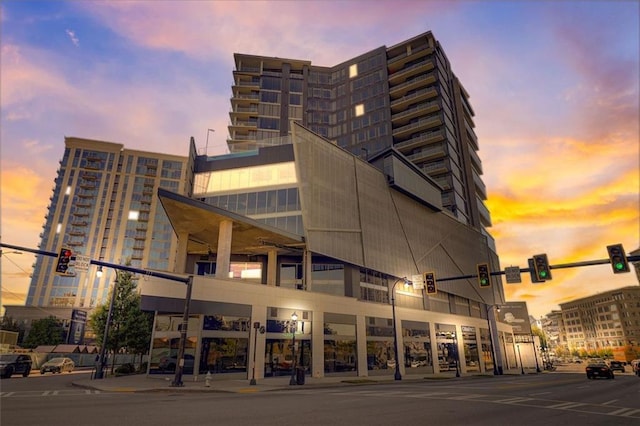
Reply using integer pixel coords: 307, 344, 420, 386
532, 253, 552, 281
56, 248, 73, 274
607, 244, 630, 274
528, 258, 545, 283
424, 272, 437, 294
477, 263, 490, 287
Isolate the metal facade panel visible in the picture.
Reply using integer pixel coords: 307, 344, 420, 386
292, 123, 500, 304
355, 161, 417, 277
292, 125, 364, 265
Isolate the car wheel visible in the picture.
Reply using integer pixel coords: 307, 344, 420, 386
22, 368, 31, 377
4, 367, 14, 378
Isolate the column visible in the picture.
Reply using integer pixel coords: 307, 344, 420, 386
215, 220, 232, 279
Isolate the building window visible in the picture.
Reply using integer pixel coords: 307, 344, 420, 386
355, 104, 364, 117
349, 64, 358, 78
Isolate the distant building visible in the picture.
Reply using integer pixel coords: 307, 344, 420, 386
4, 137, 188, 341
557, 286, 640, 360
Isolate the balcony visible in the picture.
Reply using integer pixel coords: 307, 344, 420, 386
390, 87, 438, 112
387, 43, 433, 71
391, 100, 441, 126
388, 58, 435, 84
394, 129, 445, 152
389, 72, 438, 99
405, 143, 446, 163
392, 114, 443, 139
79, 183, 96, 190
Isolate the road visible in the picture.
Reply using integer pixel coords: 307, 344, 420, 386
1, 370, 639, 426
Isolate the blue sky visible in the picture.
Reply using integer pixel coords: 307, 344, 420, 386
1, 0, 638, 318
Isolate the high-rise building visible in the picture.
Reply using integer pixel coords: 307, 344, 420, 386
228, 31, 490, 237
24, 137, 189, 309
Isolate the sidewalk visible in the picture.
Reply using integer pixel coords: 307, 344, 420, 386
71, 368, 541, 394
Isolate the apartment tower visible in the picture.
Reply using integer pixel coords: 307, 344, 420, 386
228, 31, 491, 240
25, 137, 189, 309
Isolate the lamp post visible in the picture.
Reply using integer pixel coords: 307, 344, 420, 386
391, 277, 410, 380
486, 305, 500, 375
517, 344, 525, 374
95, 267, 116, 380
289, 312, 298, 386
453, 332, 460, 378
250, 321, 260, 385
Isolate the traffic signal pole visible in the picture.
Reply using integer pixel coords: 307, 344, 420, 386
1, 242, 192, 387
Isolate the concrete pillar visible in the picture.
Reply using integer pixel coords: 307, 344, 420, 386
266, 249, 277, 286
311, 311, 324, 378
215, 220, 232, 279
356, 315, 368, 377
175, 231, 189, 273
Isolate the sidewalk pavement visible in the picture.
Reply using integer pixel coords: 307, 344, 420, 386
71, 368, 547, 394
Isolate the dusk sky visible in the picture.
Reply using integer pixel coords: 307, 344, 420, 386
1, 1, 638, 319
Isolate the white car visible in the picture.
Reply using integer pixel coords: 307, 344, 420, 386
40, 357, 75, 374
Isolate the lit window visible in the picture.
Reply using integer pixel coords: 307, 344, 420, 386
65, 186, 71, 195
349, 64, 358, 78
128, 210, 139, 221
355, 104, 365, 117
56, 223, 62, 234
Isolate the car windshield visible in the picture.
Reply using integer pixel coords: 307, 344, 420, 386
47, 358, 66, 363
587, 363, 606, 367
0, 354, 19, 362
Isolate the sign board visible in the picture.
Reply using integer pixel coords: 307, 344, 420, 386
497, 301, 532, 335
411, 274, 424, 289
74, 254, 91, 272
504, 266, 521, 284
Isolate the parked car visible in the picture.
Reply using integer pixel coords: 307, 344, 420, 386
158, 354, 195, 372
40, 357, 75, 374
0, 354, 33, 378
586, 362, 614, 379
608, 360, 625, 372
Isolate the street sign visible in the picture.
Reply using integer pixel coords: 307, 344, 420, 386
504, 266, 521, 284
411, 274, 424, 289
74, 254, 91, 272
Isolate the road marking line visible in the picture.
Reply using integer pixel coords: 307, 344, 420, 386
494, 397, 532, 404
620, 409, 640, 417
602, 399, 618, 405
42, 391, 51, 396
547, 402, 584, 409
608, 408, 634, 416
0, 392, 15, 397
529, 392, 551, 396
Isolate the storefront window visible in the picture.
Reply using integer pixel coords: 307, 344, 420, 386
435, 323, 458, 372
462, 325, 480, 372
402, 320, 432, 373
200, 337, 248, 374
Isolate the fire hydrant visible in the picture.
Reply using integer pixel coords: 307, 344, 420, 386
205, 371, 212, 387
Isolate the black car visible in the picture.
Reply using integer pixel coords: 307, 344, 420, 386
608, 361, 625, 372
586, 362, 614, 379
0, 354, 33, 378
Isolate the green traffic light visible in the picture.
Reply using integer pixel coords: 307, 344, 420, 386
539, 271, 548, 278
615, 262, 624, 270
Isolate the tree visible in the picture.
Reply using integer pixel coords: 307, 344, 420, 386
89, 270, 153, 372
22, 316, 65, 348
0, 316, 26, 344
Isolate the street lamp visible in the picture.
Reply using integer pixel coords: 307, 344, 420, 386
95, 268, 117, 379
517, 344, 525, 374
486, 305, 500, 375
250, 321, 260, 385
453, 332, 460, 378
391, 277, 410, 381
289, 312, 298, 386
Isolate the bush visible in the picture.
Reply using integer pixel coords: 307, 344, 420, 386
115, 363, 136, 376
